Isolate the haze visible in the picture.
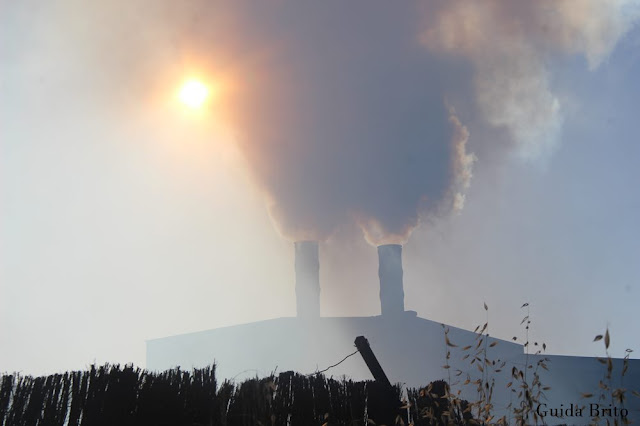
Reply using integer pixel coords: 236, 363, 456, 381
1, 0, 639, 376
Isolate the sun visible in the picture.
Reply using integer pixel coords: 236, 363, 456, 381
178, 79, 210, 109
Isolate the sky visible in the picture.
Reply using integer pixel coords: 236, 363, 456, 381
1, 0, 639, 376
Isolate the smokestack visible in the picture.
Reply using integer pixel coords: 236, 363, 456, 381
294, 241, 320, 318
377, 244, 405, 316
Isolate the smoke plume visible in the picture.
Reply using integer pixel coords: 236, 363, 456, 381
15, 0, 637, 245
421, 0, 639, 159
219, 0, 637, 243
221, 2, 476, 244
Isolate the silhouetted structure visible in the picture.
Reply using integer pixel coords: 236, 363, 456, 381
294, 240, 320, 318
0, 364, 473, 425
354, 335, 392, 387
354, 335, 407, 425
378, 244, 405, 316
147, 242, 640, 422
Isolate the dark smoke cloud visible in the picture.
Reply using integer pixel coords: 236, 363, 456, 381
221, 2, 474, 244
15, 0, 635, 244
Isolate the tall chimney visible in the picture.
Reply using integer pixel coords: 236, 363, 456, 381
294, 241, 320, 317
377, 244, 405, 316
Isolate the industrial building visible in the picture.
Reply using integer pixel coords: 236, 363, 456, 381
148, 241, 640, 423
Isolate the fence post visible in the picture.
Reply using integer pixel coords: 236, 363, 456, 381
354, 336, 406, 425
354, 336, 391, 387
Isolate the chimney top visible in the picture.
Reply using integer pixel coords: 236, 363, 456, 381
294, 241, 320, 318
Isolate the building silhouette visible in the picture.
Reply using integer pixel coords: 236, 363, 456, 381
147, 241, 640, 423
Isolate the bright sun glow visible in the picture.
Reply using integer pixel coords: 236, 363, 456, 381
179, 80, 210, 109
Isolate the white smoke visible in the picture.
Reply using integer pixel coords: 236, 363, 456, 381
422, 0, 639, 159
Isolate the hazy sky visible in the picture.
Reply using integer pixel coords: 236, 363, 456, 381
1, 0, 639, 376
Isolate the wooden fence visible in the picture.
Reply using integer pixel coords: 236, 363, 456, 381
0, 364, 470, 425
